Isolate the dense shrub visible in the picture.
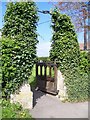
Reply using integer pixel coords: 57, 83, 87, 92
64, 68, 88, 102
2, 2, 39, 98
79, 51, 88, 73
64, 51, 89, 102
50, 9, 89, 101
1, 99, 33, 118
50, 9, 80, 73
87, 51, 90, 98
1, 37, 20, 97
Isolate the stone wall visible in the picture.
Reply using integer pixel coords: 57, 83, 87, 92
10, 70, 68, 108
10, 83, 33, 109
57, 70, 68, 101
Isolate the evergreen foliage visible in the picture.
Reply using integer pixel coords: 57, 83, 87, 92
50, 9, 89, 101
50, 9, 80, 72
1, 37, 20, 97
2, 2, 39, 98
79, 51, 88, 73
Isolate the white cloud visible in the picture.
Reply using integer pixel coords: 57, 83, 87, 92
37, 41, 51, 57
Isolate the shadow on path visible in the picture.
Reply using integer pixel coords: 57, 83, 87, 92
32, 89, 46, 107
30, 89, 88, 118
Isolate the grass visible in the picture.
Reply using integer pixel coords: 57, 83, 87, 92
28, 65, 36, 88
1, 99, 34, 119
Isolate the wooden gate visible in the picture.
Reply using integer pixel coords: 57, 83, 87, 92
36, 62, 58, 95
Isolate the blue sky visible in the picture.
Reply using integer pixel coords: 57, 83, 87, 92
0, 2, 84, 57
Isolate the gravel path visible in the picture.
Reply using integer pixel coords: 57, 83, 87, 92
30, 90, 88, 119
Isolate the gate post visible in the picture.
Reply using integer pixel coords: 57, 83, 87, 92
49, 66, 51, 77
40, 65, 42, 76
54, 65, 57, 91
44, 65, 47, 77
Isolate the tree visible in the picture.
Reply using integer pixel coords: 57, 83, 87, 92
51, 2, 90, 50
2, 2, 39, 97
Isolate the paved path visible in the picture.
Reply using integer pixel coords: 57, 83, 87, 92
30, 90, 88, 119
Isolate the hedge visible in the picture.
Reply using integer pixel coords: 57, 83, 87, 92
2, 2, 39, 98
50, 8, 89, 102
79, 51, 88, 73
1, 37, 20, 97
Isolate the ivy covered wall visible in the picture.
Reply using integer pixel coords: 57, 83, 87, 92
2, 2, 39, 98
50, 9, 89, 101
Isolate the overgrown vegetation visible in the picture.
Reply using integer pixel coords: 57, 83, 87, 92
2, 2, 39, 98
29, 65, 36, 88
1, 99, 34, 119
1, 37, 20, 98
79, 51, 88, 73
50, 9, 80, 71
50, 8, 89, 102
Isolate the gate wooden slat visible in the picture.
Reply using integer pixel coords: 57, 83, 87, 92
44, 66, 47, 77
49, 66, 51, 77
